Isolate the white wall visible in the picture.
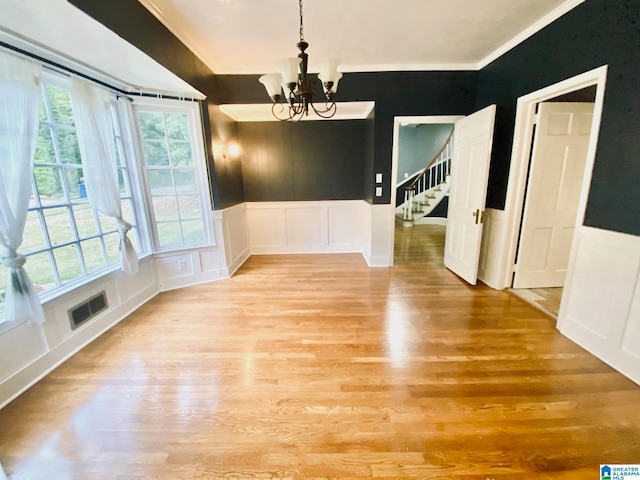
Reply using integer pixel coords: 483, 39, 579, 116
558, 226, 640, 385
244, 200, 393, 267
478, 208, 509, 289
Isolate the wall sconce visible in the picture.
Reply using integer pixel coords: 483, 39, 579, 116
222, 142, 240, 160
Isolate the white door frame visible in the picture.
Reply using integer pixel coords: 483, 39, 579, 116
497, 65, 608, 289
389, 115, 464, 265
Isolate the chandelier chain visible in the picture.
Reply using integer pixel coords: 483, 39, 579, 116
299, 0, 304, 42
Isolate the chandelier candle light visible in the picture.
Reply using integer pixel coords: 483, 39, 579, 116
259, 0, 343, 121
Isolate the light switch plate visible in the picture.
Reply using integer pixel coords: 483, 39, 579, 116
375, 173, 383, 183
375, 187, 383, 197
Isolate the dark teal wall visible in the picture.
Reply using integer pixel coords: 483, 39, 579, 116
476, 0, 640, 235
238, 121, 366, 201
216, 72, 478, 204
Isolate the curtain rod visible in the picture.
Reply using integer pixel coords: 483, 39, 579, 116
0, 39, 200, 103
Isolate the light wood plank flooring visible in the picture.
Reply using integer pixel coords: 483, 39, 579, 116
1, 229, 639, 479
510, 287, 563, 319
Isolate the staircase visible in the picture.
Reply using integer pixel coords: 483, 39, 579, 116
395, 129, 454, 227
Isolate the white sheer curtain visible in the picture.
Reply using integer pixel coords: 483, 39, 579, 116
70, 78, 138, 274
0, 51, 45, 325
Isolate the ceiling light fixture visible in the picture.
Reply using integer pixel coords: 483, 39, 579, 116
258, 0, 342, 121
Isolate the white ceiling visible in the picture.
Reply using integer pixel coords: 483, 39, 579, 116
0, 0, 585, 121
139, 0, 584, 74
0, 0, 203, 98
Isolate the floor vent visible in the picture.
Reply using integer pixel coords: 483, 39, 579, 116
68, 291, 108, 330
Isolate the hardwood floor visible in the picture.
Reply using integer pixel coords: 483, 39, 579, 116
510, 287, 563, 319
1, 228, 639, 479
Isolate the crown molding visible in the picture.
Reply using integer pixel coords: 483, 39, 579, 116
476, 0, 586, 70
139, 0, 585, 75
137, 0, 222, 73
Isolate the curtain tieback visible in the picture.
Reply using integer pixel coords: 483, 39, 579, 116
0, 248, 26, 269
116, 219, 132, 236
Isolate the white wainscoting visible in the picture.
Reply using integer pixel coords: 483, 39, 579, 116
155, 205, 250, 291
246, 201, 366, 255
0, 257, 159, 408
215, 203, 250, 276
478, 208, 509, 289
558, 226, 640, 385
367, 204, 394, 267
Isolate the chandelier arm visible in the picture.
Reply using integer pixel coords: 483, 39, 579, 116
310, 101, 337, 119
272, 102, 299, 121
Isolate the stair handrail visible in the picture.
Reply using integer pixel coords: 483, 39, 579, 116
400, 128, 454, 224
404, 128, 455, 194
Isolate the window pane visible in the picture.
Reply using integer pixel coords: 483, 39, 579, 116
99, 213, 117, 234
169, 141, 193, 166
53, 245, 82, 283
177, 195, 201, 220
34, 167, 64, 204
121, 199, 134, 224
152, 197, 178, 221
104, 233, 120, 264
24, 252, 56, 293
117, 168, 128, 195
46, 85, 74, 126
63, 167, 84, 200
81, 238, 106, 272
138, 111, 165, 139
35, 126, 55, 164
56, 129, 81, 165
157, 222, 182, 247
39, 96, 47, 122
143, 140, 170, 166
174, 169, 197, 194
73, 205, 98, 239
147, 170, 174, 196
44, 207, 75, 245
23, 211, 47, 253
165, 113, 190, 140
182, 220, 204, 244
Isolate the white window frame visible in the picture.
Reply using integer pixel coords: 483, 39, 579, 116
0, 69, 146, 315
131, 97, 213, 252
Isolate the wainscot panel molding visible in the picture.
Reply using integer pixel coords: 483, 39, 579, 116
367, 204, 394, 267
0, 257, 159, 408
215, 203, 250, 277
478, 208, 509, 289
558, 226, 640, 385
155, 206, 250, 291
246, 201, 368, 255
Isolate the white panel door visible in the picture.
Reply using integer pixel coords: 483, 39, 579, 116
514, 102, 594, 288
444, 105, 496, 285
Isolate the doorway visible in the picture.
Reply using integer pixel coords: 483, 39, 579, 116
499, 66, 608, 318
511, 88, 597, 317
389, 116, 462, 266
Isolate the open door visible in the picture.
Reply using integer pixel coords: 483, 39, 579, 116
513, 102, 594, 288
444, 105, 496, 284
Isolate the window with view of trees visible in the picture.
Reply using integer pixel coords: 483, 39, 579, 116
0, 74, 140, 313
136, 107, 207, 249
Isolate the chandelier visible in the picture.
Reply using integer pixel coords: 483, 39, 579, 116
258, 0, 343, 121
